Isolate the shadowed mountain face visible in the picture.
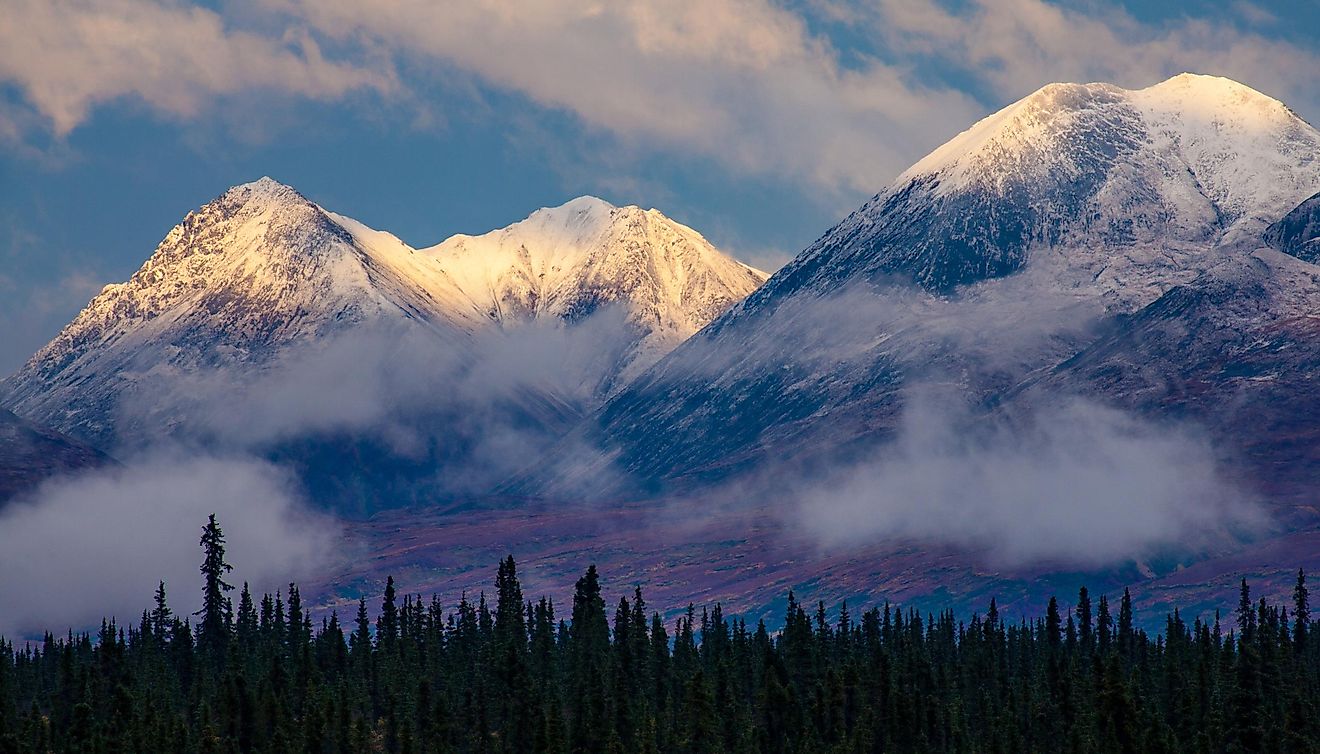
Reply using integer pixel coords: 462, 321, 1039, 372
1021, 250, 1320, 519
1266, 190, 1320, 263
735, 74, 1320, 311
0, 409, 109, 503
550, 74, 1320, 501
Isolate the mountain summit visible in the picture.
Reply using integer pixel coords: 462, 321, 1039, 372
424, 195, 767, 385
0, 178, 479, 447
743, 73, 1319, 313
0, 182, 765, 456
561, 73, 1320, 495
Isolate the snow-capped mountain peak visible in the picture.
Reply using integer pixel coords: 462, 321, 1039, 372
228, 174, 303, 202
562, 73, 1320, 498
897, 80, 1130, 191
765, 72, 1320, 306
421, 197, 768, 381
0, 183, 766, 449
901, 73, 1316, 222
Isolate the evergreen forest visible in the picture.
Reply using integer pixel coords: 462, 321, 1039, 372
0, 515, 1316, 753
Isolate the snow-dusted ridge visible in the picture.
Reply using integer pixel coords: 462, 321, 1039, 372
421, 195, 768, 382
899, 72, 1320, 248
751, 72, 1320, 310
0, 179, 767, 448
559, 72, 1320, 495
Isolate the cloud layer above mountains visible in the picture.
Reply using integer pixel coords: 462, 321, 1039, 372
3, 1, 1317, 192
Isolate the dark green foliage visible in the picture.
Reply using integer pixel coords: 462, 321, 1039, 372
1, 525, 1318, 753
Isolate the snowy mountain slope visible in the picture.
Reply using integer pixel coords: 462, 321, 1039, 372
0, 180, 764, 508
726, 74, 1319, 317
423, 196, 767, 386
1018, 249, 1320, 520
554, 74, 1320, 494
0, 178, 484, 448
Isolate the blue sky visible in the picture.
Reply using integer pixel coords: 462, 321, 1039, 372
2, 0, 1319, 373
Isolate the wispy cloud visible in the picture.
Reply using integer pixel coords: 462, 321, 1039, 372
789, 389, 1270, 568
256, 0, 982, 194
252, 0, 1320, 191
869, 0, 1320, 118
0, 454, 341, 638
108, 315, 634, 499
0, 0, 392, 139
631, 278, 1269, 568
3, 1, 1316, 192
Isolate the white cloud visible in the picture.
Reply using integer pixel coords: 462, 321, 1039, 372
0, 0, 392, 137
256, 0, 1320, 191
0, 454, 341, 638
3, 0, 1317, 195
1231, 2, 1278, 28
257, 0, 983, 193
870, 0, 1320, 121
791, 390, 1271, 568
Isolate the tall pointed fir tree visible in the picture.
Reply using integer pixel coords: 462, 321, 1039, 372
1293, 569, 1309, 650
568, 565, 614, 753
197, 514, 234, 661
493, 556, 533, 749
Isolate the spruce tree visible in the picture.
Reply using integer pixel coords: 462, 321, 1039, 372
150, 581, 172, 642
4, 542, 1320, 753
196, 514, 233, 660
1237, 579, 1256, 642
1118, 588, 1134, 658
493, 556, 532, 749
1076, 587, 1094, 652
568, 565, 613, 753
235, 584, 258, 650
1293, 568, 1309, 650
378, 576, 399, 651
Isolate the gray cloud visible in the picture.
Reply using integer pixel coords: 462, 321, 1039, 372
110, 311, 636, 498
788, 389, 1270, 567
0, 454, 341, 638
6, 1, 1316, 196
661, 278, 1105, 389
637, 276, 1268, 568
261, 0, 982, 193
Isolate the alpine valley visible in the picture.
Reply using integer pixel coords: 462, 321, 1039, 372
5, 73, 1320, 626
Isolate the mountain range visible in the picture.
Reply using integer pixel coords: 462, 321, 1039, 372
0, 181, 764, 450
0, 183, 765, 509
3, 72, 1320, 619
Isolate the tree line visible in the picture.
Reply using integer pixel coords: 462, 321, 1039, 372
0, 514, 1317, 753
